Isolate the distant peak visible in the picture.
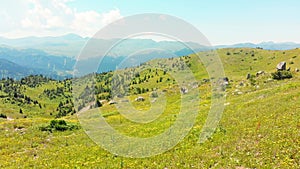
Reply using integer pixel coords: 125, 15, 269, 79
61, 33, 82, 39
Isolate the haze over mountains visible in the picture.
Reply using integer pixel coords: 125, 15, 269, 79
1, 33, 300, 79
0, 47, 75, 79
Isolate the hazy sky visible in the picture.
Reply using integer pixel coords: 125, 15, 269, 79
0, 0, 299, 45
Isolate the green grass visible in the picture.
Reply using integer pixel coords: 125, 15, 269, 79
0, 48, 300, 168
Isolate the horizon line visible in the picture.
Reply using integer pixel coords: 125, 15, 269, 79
0, 33, 300, 46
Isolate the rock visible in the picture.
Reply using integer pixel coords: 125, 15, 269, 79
116, 94, 124, 98
180, 87, 188, 94
256, 71, 265, 77
237, 91, 243, 95
191, 82, 199, 88
220, 77, 229, 86
135, 96, 145, 102
276, 61, 286, 71
202, 78, 210, 83
295, 68, 299, 72
223, 77, 229, 82
222, 81, 229, 86
100, 100, 107, 104
7, 117, 14, 121
224, 102, 230, 106
108, 100, 117, 105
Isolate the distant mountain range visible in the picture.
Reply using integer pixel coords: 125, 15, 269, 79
216, 41, 300, 50
0, 34, 207, 57
0, 47, 74, 79
1, 34, 300, 79
0, 34, 85, 57
1, 34, 300, 57
0, 58, 34, 79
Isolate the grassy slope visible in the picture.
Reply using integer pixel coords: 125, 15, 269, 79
0, 48, 300, 168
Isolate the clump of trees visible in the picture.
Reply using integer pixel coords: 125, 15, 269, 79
56, 99, 76, 118
20, 75, 52, 88
43, 79, 72, 100
43, 87, 65, 100
0, 77, 41, 106
0, 75, 75, 118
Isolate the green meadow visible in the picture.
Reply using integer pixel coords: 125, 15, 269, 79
0, 48, 299, 168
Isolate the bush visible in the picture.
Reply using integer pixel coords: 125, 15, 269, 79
248, 74, 256, 86
0, 113, 7, 119
151, 91, 158, 98
95, 99, 102, 108
40, 120, 80, 132
271, 70, 293, 80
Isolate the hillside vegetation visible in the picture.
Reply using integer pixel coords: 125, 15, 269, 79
0, 48, 299, 168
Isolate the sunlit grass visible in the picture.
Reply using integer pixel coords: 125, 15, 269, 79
0, 48, 299, 168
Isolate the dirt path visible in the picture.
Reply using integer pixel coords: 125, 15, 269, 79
78, 102, 95, 114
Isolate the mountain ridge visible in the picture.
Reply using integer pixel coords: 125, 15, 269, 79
1, 34, 300, 57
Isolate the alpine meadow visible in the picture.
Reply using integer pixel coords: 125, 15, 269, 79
0, 48, 299, 168
1, 0, 300, 168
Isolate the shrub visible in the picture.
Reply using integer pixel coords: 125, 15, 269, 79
271, 70, 293, 80
40, 120, 80, 132
95, 99, 102, 108
248, 74, 256, 86
0, 113, 7, 118
151, 91, 158, 98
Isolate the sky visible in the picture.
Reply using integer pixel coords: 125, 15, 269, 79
0, 0, 299, 45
